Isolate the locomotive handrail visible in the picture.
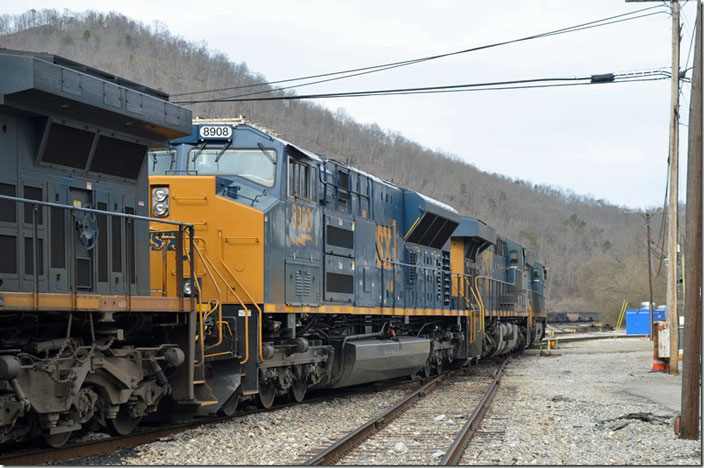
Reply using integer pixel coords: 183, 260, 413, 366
0, 194, 194, 228
192, 239, 251, 362
0, 194, 196, 316
216, 231, 265, 362
190, 241, 225, 363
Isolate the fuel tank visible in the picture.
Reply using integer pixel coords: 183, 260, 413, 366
331, 336, 431, 388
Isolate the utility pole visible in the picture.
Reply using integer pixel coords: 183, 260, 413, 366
641, 212, 656, 337
626, 0, 682, 352
666, 0, 681, 376
679, 0, 702, 441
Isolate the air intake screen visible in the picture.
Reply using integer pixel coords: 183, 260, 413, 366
326, 225, 353, 249
90, 136, 147, 179
23, 186, 43, 226
125, 207, 135, 283
50, 207, 65, 268
24, 237, 44, 275
111, 216, 122, 273
0, 235, 17, 273
0, 183, 16, 223
97, 202, 108, 282
326, 272, 353, 294
42, 124, 94, 169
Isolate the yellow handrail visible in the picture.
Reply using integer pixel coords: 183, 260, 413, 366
191, 242, 231, 360
217, 230, 264, 362
528, 300, 533, 330
472, 277, 486, 332
613, 299, 628, 338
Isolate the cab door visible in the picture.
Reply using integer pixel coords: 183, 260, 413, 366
284, 155, 321, 306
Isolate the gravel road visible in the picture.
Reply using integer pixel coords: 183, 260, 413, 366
461, 338, 701, 465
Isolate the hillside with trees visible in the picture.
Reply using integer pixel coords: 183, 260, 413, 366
0, 9, 668, 323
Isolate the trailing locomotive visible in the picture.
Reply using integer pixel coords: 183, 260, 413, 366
0, 49, 195, 446
148, 117, 547, 414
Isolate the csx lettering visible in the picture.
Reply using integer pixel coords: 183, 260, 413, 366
375, 225, 394, 270
149, 232, 175, 251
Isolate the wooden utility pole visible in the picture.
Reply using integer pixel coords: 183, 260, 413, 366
667, 0, 681, 375
641, 212, 656, 337
679, 0, 702, 441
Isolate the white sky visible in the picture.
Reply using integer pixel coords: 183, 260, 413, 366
5, 1, 700, 208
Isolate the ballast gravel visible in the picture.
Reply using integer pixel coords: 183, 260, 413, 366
67, 337, 701, 465
68, 387, 409, 465
461, 338, 701, 465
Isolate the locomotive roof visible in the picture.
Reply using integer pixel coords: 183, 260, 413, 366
192, 117, 456, 212
0, 48, 192, 142
0, 48, 168, 99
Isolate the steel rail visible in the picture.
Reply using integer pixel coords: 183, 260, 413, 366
304, 367, 479, 466
535, 334, 648, 347
0, 377, 424, 466
440, 358, 508, 465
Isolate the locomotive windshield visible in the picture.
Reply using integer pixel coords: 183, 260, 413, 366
149, 149, 176, 174
188, 148, 276, 187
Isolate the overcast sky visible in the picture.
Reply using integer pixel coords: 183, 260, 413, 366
6, 1, 700, 208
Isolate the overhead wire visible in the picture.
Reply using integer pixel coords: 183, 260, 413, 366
170, 4, 667, 100
172, 73, 670, 104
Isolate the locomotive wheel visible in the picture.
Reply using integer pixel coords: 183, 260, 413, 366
107, 406, 142, 436
219, 393, 240, 417
43, 431, 72, 448
258, 382, 276, 409
422, 363, 432, 379
290, 380, 307, 403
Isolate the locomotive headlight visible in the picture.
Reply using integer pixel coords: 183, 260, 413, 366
152, 186, 169, 202
152, 202, 169, 217
183, 280, 193, 296
151, 186, 170, 217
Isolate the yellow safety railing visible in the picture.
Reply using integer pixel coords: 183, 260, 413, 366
613, 299, 628, 338
217, 230, 264, 362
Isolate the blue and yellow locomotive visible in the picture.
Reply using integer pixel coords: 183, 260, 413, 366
0, 49, 546, 448
148, 118, 547, 413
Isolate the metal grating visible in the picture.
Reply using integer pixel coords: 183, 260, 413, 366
125, 206, 135, 283
0, 235, 17, 273
295, 269, 312, 297
50, 207, 65, 268
24, 237, 44, 276
97, 202, 108, 282
0, 183, 16, 223
23, 186, 43, 226
111, 216, 122, 273
76, 257, 91, 289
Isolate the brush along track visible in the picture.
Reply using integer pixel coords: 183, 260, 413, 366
302, 360, 505, 466
0, 377, 422, 466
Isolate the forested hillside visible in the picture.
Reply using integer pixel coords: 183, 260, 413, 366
0, 9, 667, 322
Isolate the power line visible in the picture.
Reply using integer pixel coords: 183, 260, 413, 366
170, 4, 666, 100
172, 71, 669, 104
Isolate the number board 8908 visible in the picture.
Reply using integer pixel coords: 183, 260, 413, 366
199, 125, 233, 139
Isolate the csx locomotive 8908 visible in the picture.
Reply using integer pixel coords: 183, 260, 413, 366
0, 50, 546, 448
148, 117, 547, 413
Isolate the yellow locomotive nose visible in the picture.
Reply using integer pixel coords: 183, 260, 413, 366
149, 175, 265, 304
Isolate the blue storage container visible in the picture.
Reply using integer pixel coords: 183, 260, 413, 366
625, 308, 663, 335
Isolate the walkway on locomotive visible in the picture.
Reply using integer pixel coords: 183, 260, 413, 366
147, 119, 545, 323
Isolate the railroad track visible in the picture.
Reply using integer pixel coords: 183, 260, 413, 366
0, 377, 422, 466
302, 359, 507, 466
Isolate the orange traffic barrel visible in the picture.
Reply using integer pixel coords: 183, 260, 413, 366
652, 354, 667, 371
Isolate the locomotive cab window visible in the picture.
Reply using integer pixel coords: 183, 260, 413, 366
288, 158, 315, 200
188, 148, 276, 187
337, 169, 349, 205
149, 149, 176, 175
